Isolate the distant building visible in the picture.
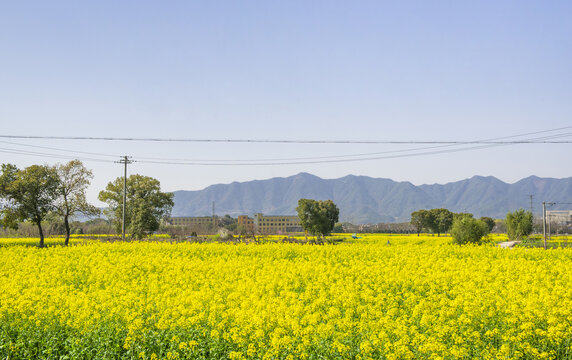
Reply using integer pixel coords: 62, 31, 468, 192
168, 216, 216, 229
168, 213, 303, 235
546, 210, 572, 225
237, 215, 255, 233
253, 213, 303, 234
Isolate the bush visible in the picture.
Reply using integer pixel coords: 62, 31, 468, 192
506, 209, 533, 240
451, 217, 490, 245
479, 217, 496, 232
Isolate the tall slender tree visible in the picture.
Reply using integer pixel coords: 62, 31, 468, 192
54, 160, 100, 246
410, 209, 430, 236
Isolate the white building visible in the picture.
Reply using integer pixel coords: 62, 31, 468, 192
546, 210, 572, 225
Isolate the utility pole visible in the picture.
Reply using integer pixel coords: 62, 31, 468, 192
548, 213, 551, 240
542, 201, 557, 250
212, 201, 215, 233
542, 202, 547, 250
528, 194, 534, 214
116, 156, 134, 240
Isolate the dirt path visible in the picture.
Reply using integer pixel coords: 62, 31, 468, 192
498, 240, 520, 249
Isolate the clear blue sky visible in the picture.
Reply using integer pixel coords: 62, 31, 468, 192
1, 1, 571, 205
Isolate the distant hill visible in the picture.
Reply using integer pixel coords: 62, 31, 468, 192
171, 173, 572, 223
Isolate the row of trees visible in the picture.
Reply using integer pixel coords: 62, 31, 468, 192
0, 161, 98, 247
410, 207, 533, 244
410, 208, 495, 237
1, 161, 174, 247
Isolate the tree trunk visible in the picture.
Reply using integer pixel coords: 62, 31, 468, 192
64, 215, 70, 246
37, 222, 45, 248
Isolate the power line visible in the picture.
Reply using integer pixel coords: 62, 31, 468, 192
0, 127, 570, 166
134, 129, 572, 163
0, 147, 114, 163
0, 140, 120, 158
0, 128, 571, 144
137, 143, 507, 166
136, 131, 572, 166
0, 136, 568, 166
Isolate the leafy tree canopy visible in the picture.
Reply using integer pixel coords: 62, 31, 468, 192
296, 199, 339, 238
98, 174, 174, 239
479, 216, 496, 232
505, 209, 533, 240
0, 164, 60, 247
54, 160, 100, 245
428, 208, 454, 236
451, 216, 490, 245
410, 209, 430, 236
453, 212, 474, 221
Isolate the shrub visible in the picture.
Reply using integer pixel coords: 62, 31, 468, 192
450, 217, 490, 245
506, 209, 533, 240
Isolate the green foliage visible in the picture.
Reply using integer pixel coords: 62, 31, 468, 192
479, 217, 496, 232
505, 209, 533, 240
453, 212, 473, 221
428, 208, 454, 236
0, 164, 21, 231
0, 164, 60, 247
410, 209, 430, 236
98, 174, 174, 239
332, 223, 344, 233
411, 208, 454, 237
54, 160, 100, 245
219, 214, 238, 232
450, 217, 490, 245
296, 199, 340, 238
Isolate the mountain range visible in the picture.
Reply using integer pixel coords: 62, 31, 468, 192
171, 173, 572, 223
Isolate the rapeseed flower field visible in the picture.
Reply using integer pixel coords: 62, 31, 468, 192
0, 235, 571, 359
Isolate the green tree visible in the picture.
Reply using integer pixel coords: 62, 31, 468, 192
428, 208, 453, 236
479, 216, 495, 232
410, 209, 430, 236
450, 216, 490, 245
453, 212, 473, 221
98, 174, 174, 239
505, 209, 533, 240
0, 164, 60, 247
235, 223, 248, 236
296, 199, 340, 239
332, 223, 344, 233
54, 160, 100, 246
220, 214, 238, 232
0, 164, 20, 230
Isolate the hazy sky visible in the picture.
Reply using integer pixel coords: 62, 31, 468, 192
1, 1, 571, 205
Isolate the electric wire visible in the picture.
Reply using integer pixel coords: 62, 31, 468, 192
0, 147, 113, 163
0, 125, 571, 144
136, 133, 571, 166
135, 130, 572, 165
133, 128, 572, 162
1, 127, 569, 164
0, 140, 120, 158
0, 127, 570, 166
